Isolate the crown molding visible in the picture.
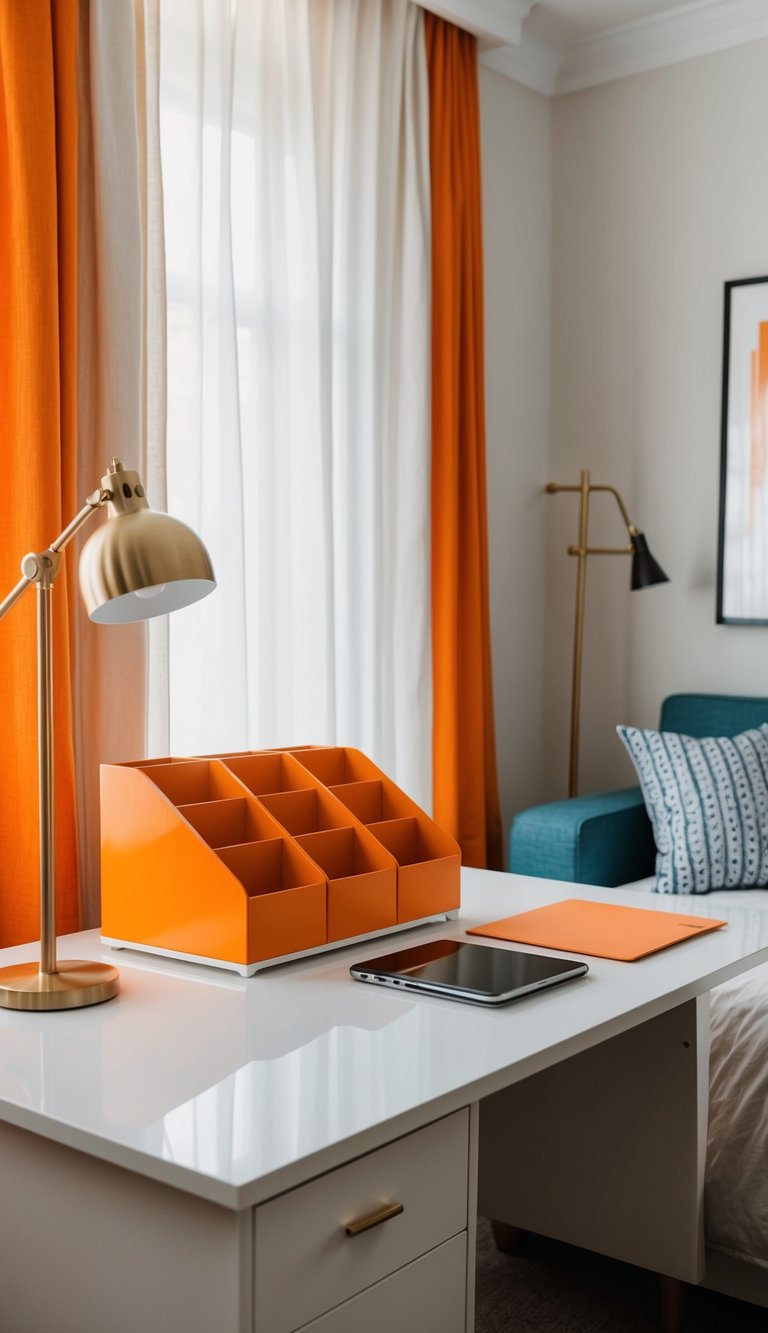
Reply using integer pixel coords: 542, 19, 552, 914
557, 0, 768, 94
480, 33, 563, 96
421, 1, 534, 50
480, 0, 768, 98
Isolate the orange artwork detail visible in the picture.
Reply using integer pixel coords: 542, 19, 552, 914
750, 324, 768, 528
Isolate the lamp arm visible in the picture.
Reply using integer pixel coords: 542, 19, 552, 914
568, 544, 634, 557
547, 479, 639, 554
0, 487, 110, 625
0, 573, 36, 623
49, 487, 111, 555
587, 484, 637, 536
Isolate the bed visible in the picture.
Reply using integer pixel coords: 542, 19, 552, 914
624, 880, 768, 1306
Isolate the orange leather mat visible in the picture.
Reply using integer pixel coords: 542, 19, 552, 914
467, 898, 726, 961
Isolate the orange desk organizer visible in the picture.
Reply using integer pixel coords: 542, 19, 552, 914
100, 747, 461, 975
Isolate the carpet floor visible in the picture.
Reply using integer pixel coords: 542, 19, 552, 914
474, 1220, 767, 1332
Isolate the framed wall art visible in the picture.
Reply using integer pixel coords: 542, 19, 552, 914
717, 275, 768, 624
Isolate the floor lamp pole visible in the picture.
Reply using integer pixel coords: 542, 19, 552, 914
569, 470, 591, 799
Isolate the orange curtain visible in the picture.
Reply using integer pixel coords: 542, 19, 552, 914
0, 0, 80, 944
425, 14, 502, 870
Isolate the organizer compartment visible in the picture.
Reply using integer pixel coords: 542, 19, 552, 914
222, 752, 321, 798
101, 744, 460, 971
260, 787, 356, 837
367, 817, 461, 922
329, 779, 410, 825
139, 759, 244, 807
217, 839, 326, 962
286, 746, 380, 788
179, 797, 275, 849
324, 761, 461, 921
295, 827, 397, 942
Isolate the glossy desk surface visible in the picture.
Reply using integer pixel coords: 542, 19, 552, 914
1, 868, 766, 1210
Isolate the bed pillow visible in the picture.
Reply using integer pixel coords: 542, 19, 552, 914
616, 723, 768, 894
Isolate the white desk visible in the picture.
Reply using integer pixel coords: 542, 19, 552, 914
0, 868, 766, 1333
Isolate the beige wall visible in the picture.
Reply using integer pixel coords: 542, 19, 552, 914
542, 39, 768, 801
480, 67, 552, 843
482, 38, 768, 844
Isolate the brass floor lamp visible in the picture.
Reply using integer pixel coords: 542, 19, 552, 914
547, 469, 668, 798
0, 459, 215, 1011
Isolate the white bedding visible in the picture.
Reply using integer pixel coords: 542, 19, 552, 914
708, 957, 768, 1268
625, 879, 768, 1268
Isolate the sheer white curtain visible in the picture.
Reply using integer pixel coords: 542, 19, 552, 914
74, 0, 165, 925
153, 0, 432, 806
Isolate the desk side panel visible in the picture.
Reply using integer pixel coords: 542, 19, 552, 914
101, 764, 250, 965
0, 1120, 252, 1333
478, 996, 709, 1284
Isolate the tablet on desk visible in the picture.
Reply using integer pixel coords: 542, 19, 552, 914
350, 939, 588, 1006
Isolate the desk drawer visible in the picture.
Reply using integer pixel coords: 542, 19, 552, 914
295, 1233, 467, 1333
254, 1110, 469, 1333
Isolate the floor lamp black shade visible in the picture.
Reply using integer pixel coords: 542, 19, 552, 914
630, 533, 669, 590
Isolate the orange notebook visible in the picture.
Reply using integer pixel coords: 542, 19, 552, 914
467, 898, 727, 961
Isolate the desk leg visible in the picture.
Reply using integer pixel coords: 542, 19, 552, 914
478, 996, 709, 1285
467, 1102, 479, 1333
491, 1222, 527, 1254
659, 1274, 687, 1333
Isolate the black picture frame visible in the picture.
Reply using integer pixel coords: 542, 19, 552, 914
717, 275, 768, 625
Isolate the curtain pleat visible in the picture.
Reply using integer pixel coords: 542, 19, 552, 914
135, 0, 170, 761
0, 1, 160, 940
425, 13, 502, 868
0, 0, 80, 944
73, 0, 157, 926
154, 0, 432, 808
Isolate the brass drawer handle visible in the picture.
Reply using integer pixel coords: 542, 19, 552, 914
344, 1202, 404, 1237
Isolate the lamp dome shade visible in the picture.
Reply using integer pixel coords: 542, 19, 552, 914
630, 532, 669, 591
79, 507, 216, 624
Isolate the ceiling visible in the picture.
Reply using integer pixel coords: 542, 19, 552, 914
475, 0, 768, 97
526, 1, 692, 48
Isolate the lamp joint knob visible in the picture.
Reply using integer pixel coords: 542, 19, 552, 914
20, 551, 61, 585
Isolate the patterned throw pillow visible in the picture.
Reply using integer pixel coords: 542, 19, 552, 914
617, 724, 768, 894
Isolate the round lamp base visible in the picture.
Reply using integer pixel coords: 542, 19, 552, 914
0, 960, 120, 1011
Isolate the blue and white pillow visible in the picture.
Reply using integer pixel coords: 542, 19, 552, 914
617, 723, 768, 894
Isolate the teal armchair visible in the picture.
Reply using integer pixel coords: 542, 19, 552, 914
509, 694, 768, 886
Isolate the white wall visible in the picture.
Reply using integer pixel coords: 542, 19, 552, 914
480, 67, 552, 841
543, 39, 768, 802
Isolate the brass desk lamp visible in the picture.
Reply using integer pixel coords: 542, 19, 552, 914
547, 469, 668, 798
0, 459, 215, 1011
